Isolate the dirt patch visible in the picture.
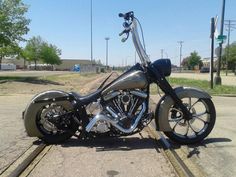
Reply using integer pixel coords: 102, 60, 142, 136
0, 73, 116, 95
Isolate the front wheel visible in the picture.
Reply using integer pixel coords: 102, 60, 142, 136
164, 97, 216, 144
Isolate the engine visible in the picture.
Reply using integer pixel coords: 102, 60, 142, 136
86, 89, 148, 134
104, 90, 147, 128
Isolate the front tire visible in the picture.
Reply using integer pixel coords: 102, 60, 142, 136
164, 98, 216, 144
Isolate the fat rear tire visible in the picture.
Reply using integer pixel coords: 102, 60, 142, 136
24, 100, 77, 144
35, 102, 78, 144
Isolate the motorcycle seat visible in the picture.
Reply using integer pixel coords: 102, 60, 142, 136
69, 89, 102, 105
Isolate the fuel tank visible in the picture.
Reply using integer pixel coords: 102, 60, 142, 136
102, 70, 148, 95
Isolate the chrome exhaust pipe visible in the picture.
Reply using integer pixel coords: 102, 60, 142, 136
86, 103, 146, 133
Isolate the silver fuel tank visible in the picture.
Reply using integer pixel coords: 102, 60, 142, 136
102, 70, 148, 95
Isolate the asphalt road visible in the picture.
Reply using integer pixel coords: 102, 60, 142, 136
27, 131, 176, 177
151, 95, 236, 177
0, 94, 35, 174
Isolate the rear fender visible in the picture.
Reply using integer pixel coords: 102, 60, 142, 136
24, 90, 72, 137
155, 87, 211, 131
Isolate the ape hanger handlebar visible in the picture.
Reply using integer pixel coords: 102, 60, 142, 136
119, 11, 150, 66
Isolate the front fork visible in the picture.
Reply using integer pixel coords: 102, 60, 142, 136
149, 65, 192, 120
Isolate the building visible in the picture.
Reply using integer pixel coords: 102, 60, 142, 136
54, 59, 97, 72
2, 58, 98, 72
201, 57, 218, 68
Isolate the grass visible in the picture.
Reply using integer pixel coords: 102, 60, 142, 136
43, 72, 97, 82
0, 72, 96, 83
0, 76, 38, 82
150, 77, 236, 96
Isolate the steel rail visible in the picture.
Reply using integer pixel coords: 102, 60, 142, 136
146, 126, 194, 177
0, 143, 51, 177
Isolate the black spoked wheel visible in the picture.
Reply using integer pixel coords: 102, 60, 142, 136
164, 97, 216, 144
36, 102, 78, 144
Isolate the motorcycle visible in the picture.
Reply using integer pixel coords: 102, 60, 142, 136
23, 11, 216, 144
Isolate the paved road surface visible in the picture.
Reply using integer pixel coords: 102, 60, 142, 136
0, 94, 35, 174
28, 130, 176, 177
151, 95, 236, 177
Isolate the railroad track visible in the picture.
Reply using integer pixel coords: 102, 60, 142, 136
146, 125, 194, 177
0, 143, 52, 177
0, 130, 200, 177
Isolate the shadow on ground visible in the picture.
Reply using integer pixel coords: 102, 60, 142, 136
166, 137, 232, 158
0, 76, 62, 85
58, 136, 163, 152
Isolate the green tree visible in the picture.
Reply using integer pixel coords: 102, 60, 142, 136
40, 43, 61, 68
24, 36, 44, 70
0, 0, 30, 69
187, 51, 202, 70
223, 42, 236, 73
23, 36, 62, 70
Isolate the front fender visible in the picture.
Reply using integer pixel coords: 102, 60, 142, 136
24, 90, 72, 137
155, 86, 211, 131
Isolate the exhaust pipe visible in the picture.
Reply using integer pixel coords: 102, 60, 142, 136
86, 103, 146, 133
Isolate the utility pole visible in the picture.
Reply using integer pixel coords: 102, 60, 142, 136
165, 52, 169, 58
105, 37, 110, 69
90, 0, 93, 61
214, 0, 226, 85
134, 51, 137, 64
177, 41, 184, 72
225, 20, 236, 76
210, 17, 215, 89
161, 49, 164, 59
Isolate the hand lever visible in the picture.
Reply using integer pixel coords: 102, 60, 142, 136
119, 29, 127, 36
121, 32, 129, 43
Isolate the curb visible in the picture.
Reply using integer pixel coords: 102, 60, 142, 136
213, 94, 236, 97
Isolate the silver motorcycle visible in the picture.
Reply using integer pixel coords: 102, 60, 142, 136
23, 11, 216, 144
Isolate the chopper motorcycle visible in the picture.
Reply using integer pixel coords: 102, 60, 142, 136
23, 11, 216, 144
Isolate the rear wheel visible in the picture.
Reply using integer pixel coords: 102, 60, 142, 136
35, 102, 78, 144
164, 97, 216, 144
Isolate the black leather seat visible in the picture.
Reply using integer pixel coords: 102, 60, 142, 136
69, 89, 102, 105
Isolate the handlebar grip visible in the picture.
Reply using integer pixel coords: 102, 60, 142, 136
119, 13, 124, 18
119, 31, 124, 36
118, 11, 134, 20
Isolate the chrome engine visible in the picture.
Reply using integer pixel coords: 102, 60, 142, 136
86, 90, 148, 134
